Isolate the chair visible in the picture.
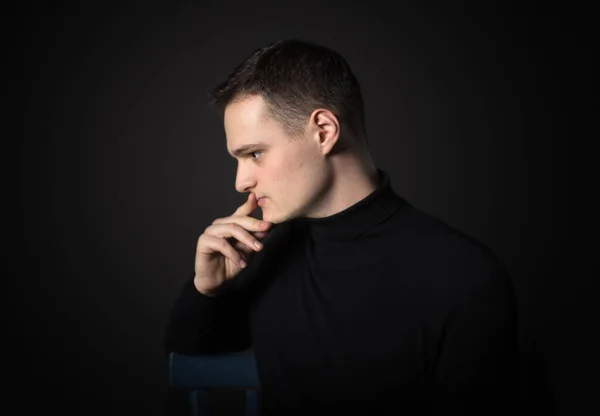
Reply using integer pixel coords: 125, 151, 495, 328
168, 351, 262, 416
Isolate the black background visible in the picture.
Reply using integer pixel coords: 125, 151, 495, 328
15, 3, 580, 415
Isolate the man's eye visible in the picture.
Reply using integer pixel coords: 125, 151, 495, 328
250, 151, 263, 160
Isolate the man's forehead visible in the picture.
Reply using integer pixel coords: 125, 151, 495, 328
224, 95, 268, 128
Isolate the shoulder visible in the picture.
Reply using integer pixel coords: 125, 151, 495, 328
387, 203, 512, 296
386, 205, 518, 327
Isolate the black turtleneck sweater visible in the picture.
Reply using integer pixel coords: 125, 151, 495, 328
164, 170, 519, 415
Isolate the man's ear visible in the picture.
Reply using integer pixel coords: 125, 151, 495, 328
308, 108, 340, 156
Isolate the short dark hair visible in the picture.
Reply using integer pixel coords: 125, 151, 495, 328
210, 39, 367, 141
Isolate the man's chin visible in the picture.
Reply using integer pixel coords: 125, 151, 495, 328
261, 212, 280, 224
261, 210, 296, 225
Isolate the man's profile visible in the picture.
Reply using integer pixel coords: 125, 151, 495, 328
164, 39, 519, 415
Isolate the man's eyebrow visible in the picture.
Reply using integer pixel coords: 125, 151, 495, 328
229, 142, 266, 158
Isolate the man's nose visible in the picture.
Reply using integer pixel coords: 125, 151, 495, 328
235, 164, 256, 193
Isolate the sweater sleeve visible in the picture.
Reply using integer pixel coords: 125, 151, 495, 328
428, 266, 520, 415
163, 274, 252, 355
162, 223, 293, 356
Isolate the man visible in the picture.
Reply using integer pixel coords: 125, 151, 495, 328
164, 39, 519, 415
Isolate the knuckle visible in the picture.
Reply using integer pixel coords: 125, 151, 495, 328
230, 222, 244, 233
219, 238, 230, 249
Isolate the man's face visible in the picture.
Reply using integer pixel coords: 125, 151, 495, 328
224, 95, 329, 224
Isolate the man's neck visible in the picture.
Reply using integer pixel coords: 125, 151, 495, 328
305, 155, 379, 219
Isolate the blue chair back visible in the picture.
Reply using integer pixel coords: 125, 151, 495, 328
168, 352, 261, 416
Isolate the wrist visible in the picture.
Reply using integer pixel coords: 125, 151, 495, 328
193, 277, 224, 297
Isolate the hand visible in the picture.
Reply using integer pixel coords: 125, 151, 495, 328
194, 192, 273, 296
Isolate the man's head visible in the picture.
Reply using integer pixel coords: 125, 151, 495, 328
210, 39, 370, 223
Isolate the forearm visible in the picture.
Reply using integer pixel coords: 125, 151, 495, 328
163, 274, 252, 355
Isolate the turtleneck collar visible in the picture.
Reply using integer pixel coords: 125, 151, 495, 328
292, 169, 406, 241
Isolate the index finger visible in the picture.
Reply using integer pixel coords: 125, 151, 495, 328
233, 192, 258, 217
212, 214, 269, 232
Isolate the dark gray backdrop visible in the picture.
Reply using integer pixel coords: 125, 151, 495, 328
17, 3, 577, 416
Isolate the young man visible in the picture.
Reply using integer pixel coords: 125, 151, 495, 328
164, 39, 519, 415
